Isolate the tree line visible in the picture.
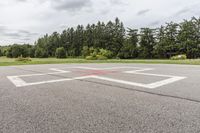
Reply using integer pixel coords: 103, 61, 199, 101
0, 17, 200, 59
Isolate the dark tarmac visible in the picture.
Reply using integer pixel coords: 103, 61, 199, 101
1, 63, 200, 133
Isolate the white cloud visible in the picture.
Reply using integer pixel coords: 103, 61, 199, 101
0, 0, 199, 45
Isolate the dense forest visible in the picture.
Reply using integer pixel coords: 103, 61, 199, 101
0, 17, 200, 59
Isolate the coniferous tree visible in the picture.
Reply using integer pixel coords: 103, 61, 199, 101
139, 28, 156, 58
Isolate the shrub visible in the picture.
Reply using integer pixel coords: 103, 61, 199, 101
89, 47, 98, 54
90, 51, 97, 57
55, 47, 66, 58
35, 48, 48, 58
86, 56, 97, 60
84, 48, 112, 60
96, 55, 108, 60
2, 49, 7, 56
99, 49, 113, 59
6, 48, 12, 58
170, 54, 187, 60
15, 56, 32, 62
0, 49, 2, 57
82, 46, 90, 57
28, 47, 35, 58
11, 44, 22, 58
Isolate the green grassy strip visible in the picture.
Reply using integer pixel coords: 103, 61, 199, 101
0, 57, 200, 66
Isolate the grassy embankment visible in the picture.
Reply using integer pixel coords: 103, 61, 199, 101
0, 56, 200, 66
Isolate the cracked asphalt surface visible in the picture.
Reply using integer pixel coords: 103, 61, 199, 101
0, 63, 200, 133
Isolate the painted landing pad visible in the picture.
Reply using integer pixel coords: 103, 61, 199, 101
7, 66, 186, 89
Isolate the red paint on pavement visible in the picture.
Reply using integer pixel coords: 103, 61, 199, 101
73, 69, 118, 76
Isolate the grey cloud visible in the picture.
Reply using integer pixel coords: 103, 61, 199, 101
149, 21, 160, 26
1, 0, 200, 45
137, 9, 151, 16
99, 8, 110, 15
109, 0, 127, 5
15, 0, 28, 2
3, 33, 21, 38
0, 27, 38, 39
59, 24, 69, 29
173, 2, 200, 17
18, 30, 38, 37
20, 37, 32, 41
18, 30, 30, 34
0, 25, 6, 31
174, 8, 190, 16
52, 0, 92, 11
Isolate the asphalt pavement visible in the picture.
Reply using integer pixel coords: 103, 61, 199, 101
0, 63, 200, 133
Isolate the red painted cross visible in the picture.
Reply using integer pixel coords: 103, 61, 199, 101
74, 69, 118, 76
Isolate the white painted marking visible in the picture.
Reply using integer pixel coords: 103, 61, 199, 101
93, 75, 186, 89
49, 68, 70, 73
7, 66, 186, 89
147, 76, 186, 89
123, 68, 186, 88
73, 67, 100, 70
7, 76, 27, 87
124, 68, 154, 73
10, 69, 70, 77
100, 66, 146, 70
7, 68, 70, 87
93, 76, 150, 88
60, 66, 152, 70
126, 72, 178, 78
17, 75, 95, 87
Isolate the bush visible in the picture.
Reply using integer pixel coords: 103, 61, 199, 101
96, 55, 108, 60
170, 54, 187, 60
99, 49, 113, 59
84, 48, 111, 60
6, 48, 12, 58
2, 48, 7, 56
15, 56, 32, 62
28, 47, 35, 58
3, 44, 34, 58
10, 44, 22, 58
82, 46, 90, 57
55, 47, 66, 58
86, 55, 108, 60
0, 49, 2, 57
35, 48, 48, 58
86, 56, 97, 60
89, 47, 98, 54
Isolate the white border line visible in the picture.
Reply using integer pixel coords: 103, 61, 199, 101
7, 76, 27, 87
7, 66, 186, 89
93, 76, 150, 88
18, 75, 95, 87
147, 76, 186, 88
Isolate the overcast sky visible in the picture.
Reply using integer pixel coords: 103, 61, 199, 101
0, 0, 200, 45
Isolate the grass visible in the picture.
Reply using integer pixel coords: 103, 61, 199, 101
0, 56, 200, 66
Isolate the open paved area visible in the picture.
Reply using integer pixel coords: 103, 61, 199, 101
1, 63, 200, 133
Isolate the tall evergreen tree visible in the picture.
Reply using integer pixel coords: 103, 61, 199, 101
139, 28, 156, 58
118, 28, 138, 58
